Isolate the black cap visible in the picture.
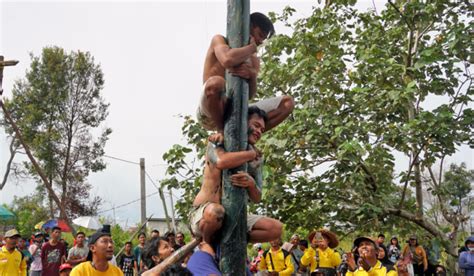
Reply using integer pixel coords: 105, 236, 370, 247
88, 224, 112, 245
353, 237, 378, 250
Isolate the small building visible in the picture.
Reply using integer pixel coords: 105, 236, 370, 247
147, 217, 188, 235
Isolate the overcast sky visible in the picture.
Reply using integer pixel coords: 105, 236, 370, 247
1, 0, 472, 228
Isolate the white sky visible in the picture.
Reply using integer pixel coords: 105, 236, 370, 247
1, 0, 472, 227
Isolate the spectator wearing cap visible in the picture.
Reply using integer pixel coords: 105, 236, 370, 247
66, 232, 88, 267
70, 226, 123, 276
346, 236, 397, 276
301, 229, 341, 275
402, 235, 427, 275
59, 263, 72, 276
0, 229, 27, 276
29, 232, 44, 276
41, 226, 67, 276
459, 236, 474, 276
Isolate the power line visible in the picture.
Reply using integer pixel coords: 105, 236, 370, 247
103, 154, 140, 165
97, 190, 160, 214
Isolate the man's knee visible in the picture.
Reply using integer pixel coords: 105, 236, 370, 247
269, 220, 283, 240
205, 76, 225, 98
281, 95, 295, 113
203, 203, 225, 226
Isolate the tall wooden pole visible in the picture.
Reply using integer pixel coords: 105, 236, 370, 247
220, 1, 250, 274
140, 158, 147, 225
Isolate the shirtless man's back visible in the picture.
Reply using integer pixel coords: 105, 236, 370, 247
197, 12, 294, 132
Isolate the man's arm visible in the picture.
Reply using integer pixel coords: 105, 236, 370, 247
300, 248, 315, 267
212, 35, 257, 68
230, 171, 261, 203
208, 143, 256, 170
19, 257, 27, 276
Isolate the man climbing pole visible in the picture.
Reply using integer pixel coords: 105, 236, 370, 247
189, 106, 283, 246
197, 12, 294, 133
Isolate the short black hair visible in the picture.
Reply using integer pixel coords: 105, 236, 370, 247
52, 226, 61, 232
151, 229, 160, 234
248, 106, 268, 123
143, 237, 167, 269
251, 12, 275, 38
299, 240, 308, 247
138, 232, 146, 239
125, 241, 132, 246
76, 231, 85, 237
378, 234, 385, 238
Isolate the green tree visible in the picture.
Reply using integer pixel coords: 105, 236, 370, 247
8, 193, 49, 237
161, 0, 472, 269
1, 46, 111, 221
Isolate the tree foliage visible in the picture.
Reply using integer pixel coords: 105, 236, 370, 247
161, 0, 472, 263
1, 46, 111, 219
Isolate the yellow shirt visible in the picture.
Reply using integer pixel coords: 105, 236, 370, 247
0, 246, 27, 276
70, 261, 124, 276
300, 247, 341, 272
346, 260, 398, 276
259, 248, 294, 275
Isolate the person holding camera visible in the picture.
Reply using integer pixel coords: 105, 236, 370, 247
300, 230, 341, 276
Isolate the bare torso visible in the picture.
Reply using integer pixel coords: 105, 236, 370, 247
193, 146, 223, 207
202, 35, 226, 83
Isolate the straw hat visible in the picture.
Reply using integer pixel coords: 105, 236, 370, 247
308, 229, 339, 249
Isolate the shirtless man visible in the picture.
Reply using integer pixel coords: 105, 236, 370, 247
198, 12, 294, 132
190, 106, 282, 246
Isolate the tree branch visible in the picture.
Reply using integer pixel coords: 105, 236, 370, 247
385, 207, 457, 256
0, 137, 19, 190
387, 0, 413, 31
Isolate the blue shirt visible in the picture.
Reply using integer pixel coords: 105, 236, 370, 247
459, 251, 474, 276
187, 251, 221, 276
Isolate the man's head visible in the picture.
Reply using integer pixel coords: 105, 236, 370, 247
34, 232, 44, 243
354, 237, 378, 261
290, 234, 300, 246
465, 236, 474, 253
176, 232, 185, 245
125, 241, 132, 253
18, 236, 27, 249
299, 239, 308, 251
75, 232, 86, 246
138, 232, 146, 245
3, 229, 20, 250
377, 234, 385, 245
270, 237, 282, 249
151, 229, 160, 239
250, 12, 275, 45
59, 263, 73, 276
408, 235, 418, 246
164, 231, 176, 246
248, 106, 267, 145
89, 231, 114, 262
51, 226, 62, 241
